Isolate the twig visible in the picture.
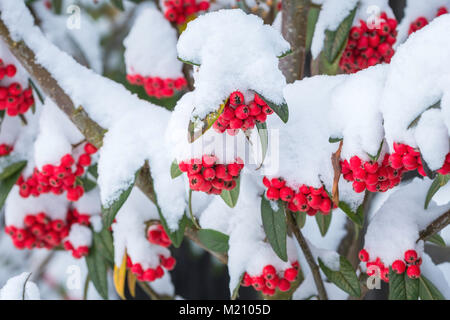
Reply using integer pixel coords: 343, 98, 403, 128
418, 210, 450, 242
188, 189, 201, 229
285, 210, 328, 300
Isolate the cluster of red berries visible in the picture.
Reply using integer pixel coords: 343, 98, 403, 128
0, 143, 13, 156
178, 155, 244, 194
163, 0, 210, 25
409, 6, 448, 35
359, 249, 421, 282
63, 208, 91, 259
16, 143, 97, 202
340, 12, 397, 73
389, 143, 450, 177
341, 154, 402, 193
213, 91, 273, 136
126, 74, 187, 99
0, 82, 34, 117
263, 177, 335, 216
241, 262, 299, 296
127, 224, 176, 282
5, 208, 91, 259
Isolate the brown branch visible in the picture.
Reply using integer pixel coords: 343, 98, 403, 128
331, 140, 343, 207
418, 210, 450, 242
279, 0, 310, 83
0, 13, 229, 266
286, 210, 328, 300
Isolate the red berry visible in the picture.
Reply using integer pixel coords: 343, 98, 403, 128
358, 249, 369, 262
406, 265, 420, 279
392, 260, 406, 274
284, 268, 298, 282
262, 265, 276, 280
84, 143, 97, 154
404, 250, 417, 263
235, 105, 249, 120
78, 154, 91, 167
279, 187, 294, 202
229, 91, 244, 106
202, 167, 215, 181
227, 163, 241, 177
277, 279, 291, 292
266, 187, 280, 200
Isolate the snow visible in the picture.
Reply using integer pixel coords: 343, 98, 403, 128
66, 223, 92, 248
364, 178, 450, 265
124, 7, 183, 78
421, 253, 450, 299
73, 188, 102, 217
177, 9, 289, 119
0, 272, 40, 300
112, 187, 170, 268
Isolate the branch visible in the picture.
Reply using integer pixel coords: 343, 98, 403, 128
286, 210, 328, 300
279, 0, 310, 83
0, 13, 229, 266
418, 210, 450, 242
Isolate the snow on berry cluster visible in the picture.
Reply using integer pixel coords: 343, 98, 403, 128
127, 224, 176, 282
124, 7, 186, 99
16, 143, 97, 201
127, 74, 187, 99
5, 208, 92, 259
409, 6, 448, 35
263, 177, 334, 216
341, 153, 402, 193
213, 91, 273, 136
162, 0, 210, 25
241, 262, 300, 296
0, 143, 13, 157
359, 248, 421, 282
340, 12, 397, 73
178, 155, 243, 194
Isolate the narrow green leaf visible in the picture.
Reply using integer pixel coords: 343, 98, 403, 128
277, 49, 292, 59
426, 233, 446, 247
419, 276, 445, 300
52, 0, 62, 14
389, 268, 419, 300
170, 159, 183, 179
261, 197, 287, 261
306, 4, 321, 52
0, 162, 26, 210
0, 161, 27, 180
188, 103, 225, 143
256, 122, 268, 168
315, 212, 332, 236
367, 140, 384, 162
79, 177, 97, 193
323, 7, 357, 63
110, 0, 124, 10
28, 79, 44, 105
425, 174, 449, 209
220, 177, 240, 208
254, 92, 289, 123
93, 228, 114, 265
198, 229, 229, 253
328, 137, 343, 143
101, 170, 139, 228
318, 256, 361, 297
85, 242, 109, 299
158, 211, 188, 248
177, 57, 200, 66
87, 163, 98, 179
295, 210, 307, 229
338, 202, 364, 227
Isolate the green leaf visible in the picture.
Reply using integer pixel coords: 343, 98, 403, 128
408, 100, 441, 130
425, 174, 449, 209
87, 163, 98, 179
315, 212, 332, 236
220, 177, 240, 208
254, 92, 289, 123
188, 103, 226, 143
260, 197, 287, 261
323, 7, 357, 64
338, 202, 364, 227
85, 241, 109, 299
388, 268, 419, 300
79, 177, 97, 193
419, 276, 445, 300
256, 122, 268, 168
231, 274, 244, 300
295, 210, 307, 229
306, 4, 321, 52
110, 0, 124, 10
170, 160, 183, 179
0, 161, 27, 180
198, 229, 229, 253
419, 153, 436, 180
426, 233, 446, 247
0, 162, 26, 210
52, 0, 62, 14
318, 256, 361, 297
93, 228, 114, 265
158, 211, 188, 248
28, 79, 44, 105
328, 137, 343, 143
177, 57, 200, 66
277, 49, 293, 59
101, 170, 139, 228
367, 140, 384, 162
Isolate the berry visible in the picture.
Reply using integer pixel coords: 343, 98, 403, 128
262, 265, 276, 280
406, 265, 421, 279
392, 260, 406, 274
358, 249, 370, 262
277, 279, 290, 292
404, 250, 417, 263
266, 187, 280, 200
284, 268, 298, 282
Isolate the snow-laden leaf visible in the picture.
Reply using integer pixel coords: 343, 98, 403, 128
388, 268, 419, 300
425, 174, 449, 209
0, 162, 27, 211
231, 273, 244, 300
407, 100, 441, 129
323, 7, 356, 64
78, 177, 97, 193
339, 202, 364, 227
315, 212, 332, 236
367, 140, 384, 162
295, 210, 307, 229
101, 170, 139, 228
426, 234, 446, 247
306, 4, 321, 52
170, 160, 183, 179
51, 0, 62, 14
220, 177, 240, 208
329, 137, 343, 143
85, 240, 109, 300
158, 211, 188, 248
254, 92, 289, 123
93, 228, 114, 265
318, 256, 361, 297
198, 229, 229, 253
188, 102, 226, 143
419, 276, 445, 300
87, 163, 98, 179
256, 122, 268, 168
177, 56, 200, 66
261, 197, 287, 261
113, 252, 127, 300
0, 160, 27, 180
